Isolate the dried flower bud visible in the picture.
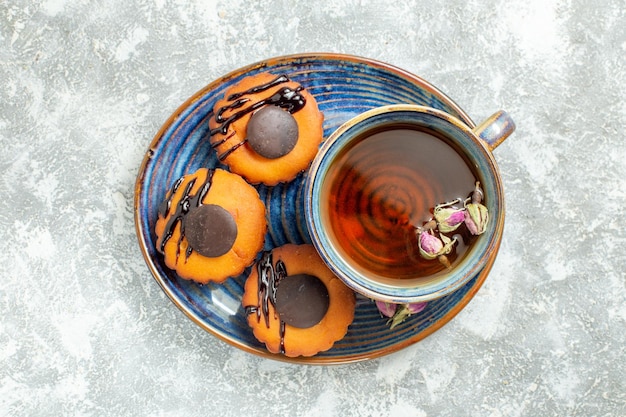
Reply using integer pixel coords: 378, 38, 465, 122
438, 255, 451, 268
438, 234, 457, 268
434, 206, 466, 233
418, 230, 458, 262
471, 181, 484, 204
464, 202, 489, 235
406, 302, 428, 314
439, 234, 456, 255
375, 300, 397, 318
388, 302, 429, 329
418, 230, 443, 260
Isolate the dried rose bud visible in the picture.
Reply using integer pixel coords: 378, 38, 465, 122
375, 300, 397, 318
418, 230, 458, 263
434, 206, 466, 233
471, 181, 484, 204
438, 255, 451, 268
439, 234, 456, 255
418, 230, 443, 260
464, 202, 489, 235
406, 302, 428, 314
388, 302, 429, 329
437, 234, 457, 268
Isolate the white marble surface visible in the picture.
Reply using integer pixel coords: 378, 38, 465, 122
1, 0, 625, 416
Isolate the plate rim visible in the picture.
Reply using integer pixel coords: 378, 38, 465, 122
134, 53, 491, 365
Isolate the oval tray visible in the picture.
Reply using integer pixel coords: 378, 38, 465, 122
134, 53, 496, 364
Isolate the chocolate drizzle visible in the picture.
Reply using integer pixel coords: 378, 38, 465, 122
245, 251, 287, 353
227, 74, 290, 101
209, 75, 306, 161
158, 170, 215, 262
158, 176, 183, 219
245, 252, 283, 326
244, 251, 330, 355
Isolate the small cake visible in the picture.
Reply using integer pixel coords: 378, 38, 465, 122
155, 168, 267, 284
209, 72, 324, 185
242, 244, 356, 357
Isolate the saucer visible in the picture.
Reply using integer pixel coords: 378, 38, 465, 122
134, 53, 495, 364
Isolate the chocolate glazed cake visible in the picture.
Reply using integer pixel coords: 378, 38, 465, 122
208, 73, 324, 185
155, 168, 267, 284
242, 244, 356, 357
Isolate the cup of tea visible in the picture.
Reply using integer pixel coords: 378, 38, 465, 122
304, 104, 515, 304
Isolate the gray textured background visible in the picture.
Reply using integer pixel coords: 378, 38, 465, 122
1, 0, 625, 416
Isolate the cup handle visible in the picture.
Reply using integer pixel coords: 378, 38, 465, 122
472, 110, 516, 151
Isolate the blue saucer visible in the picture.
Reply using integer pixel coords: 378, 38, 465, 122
134, 53, 495, 364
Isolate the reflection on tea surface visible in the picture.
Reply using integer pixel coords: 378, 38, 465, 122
324, 126, 478, 280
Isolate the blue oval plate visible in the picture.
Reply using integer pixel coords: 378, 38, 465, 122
134, 53, 497, 364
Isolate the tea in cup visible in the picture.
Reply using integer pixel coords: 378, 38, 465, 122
305, 105, 514, 304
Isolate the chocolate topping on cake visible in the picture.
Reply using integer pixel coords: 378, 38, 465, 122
245, 251, 332, 353
275, 274, 330, 328
183, 204, 237, 258
158, 170, 215, 261
209, 75, 307, 162
246, 106, 299, 159
209, 75, 306, 138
